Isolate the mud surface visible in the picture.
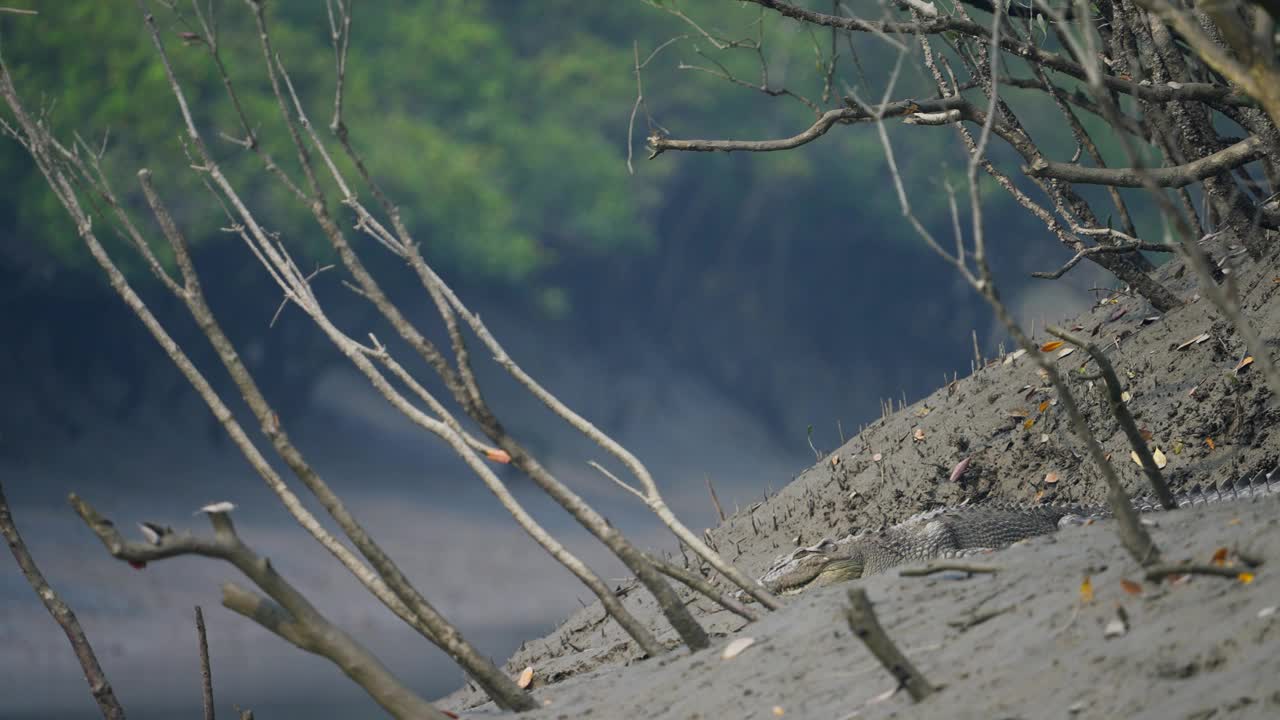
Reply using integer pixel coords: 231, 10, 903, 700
443, 247, 1280, 719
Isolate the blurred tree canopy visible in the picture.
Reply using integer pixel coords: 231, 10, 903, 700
4, 1, 1060, 439
0, 1, 963, 309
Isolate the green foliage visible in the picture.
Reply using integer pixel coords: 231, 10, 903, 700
0, 0, 979, 308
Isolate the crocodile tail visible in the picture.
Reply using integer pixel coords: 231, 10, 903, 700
1130, 463, 1280, 513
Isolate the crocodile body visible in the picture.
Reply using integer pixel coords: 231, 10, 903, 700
759, 466, 1280, 594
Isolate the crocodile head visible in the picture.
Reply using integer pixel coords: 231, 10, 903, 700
759, 539, 866, 594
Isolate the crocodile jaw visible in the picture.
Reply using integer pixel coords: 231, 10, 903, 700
764, 554, 865, 594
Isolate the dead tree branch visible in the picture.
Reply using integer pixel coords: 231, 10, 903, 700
69, 496, 452, 720
0, 479, 127, 720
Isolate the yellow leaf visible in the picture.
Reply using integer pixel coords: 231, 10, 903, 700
1080, 576, 1094, 603
1024, 417, 1036, 430
1152, 448, 1167, 469
1234, 356, 1254, 373
1120, 391, 1131, 403
1130, 450, 1143, 467
1238, 572, 1255, 585
772, 707, 786, 717
1038, 400, 1050, 413
1040, 340, 1065, 352
1206, 437, 1215, 451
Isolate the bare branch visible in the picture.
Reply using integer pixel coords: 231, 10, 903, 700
0, 479, 126, 720
69, 496, 451, 720
1028, 135, 1271, 188
195, 607, 215, 720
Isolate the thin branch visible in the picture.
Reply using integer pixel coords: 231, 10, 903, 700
69, 496, 450, 720
0, 479, 126, 720
195, 607, 215, 720
1047, 326, 1176, 509
1027, 135, 1270, 188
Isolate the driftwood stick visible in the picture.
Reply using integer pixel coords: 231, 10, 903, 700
843, 588, 937, 702
1145, 563, 1258, 582
0, 479, 127, 720
195, 606, 215, 720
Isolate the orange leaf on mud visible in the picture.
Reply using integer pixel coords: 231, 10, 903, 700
1040, 340, 1065, 352
1119, 579, 1143, 596
1206, 438, 1215, 451
1238, 572, 1255, 584
1210, 547, 1229, 567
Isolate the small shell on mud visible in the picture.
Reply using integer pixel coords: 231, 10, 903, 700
721, 636, 756, 660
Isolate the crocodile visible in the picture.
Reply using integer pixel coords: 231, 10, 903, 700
758, 465, 1280, 594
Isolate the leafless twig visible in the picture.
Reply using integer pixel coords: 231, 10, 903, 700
0, 479, 126, 720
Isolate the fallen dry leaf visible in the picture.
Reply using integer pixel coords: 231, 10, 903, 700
1024, 417, 1036, 430
1206, 437, 1215, 451
1152, 448, 1168, 469
486, 448, 513, 464
1034, 489, 1046, 502
721, 636, 756, 660
1040, 433, 1050, 444
913, 428, 925, 442
872, 452, 883, 462
1139, 427, 1153, 442
772, 707, 786, 717
1234, 356, 1254, 373
1103, 616, 1128, 639
1239, 572, 1255, 585
1210, 547, 1229, 567
1044, 472, 1059, 485
517, 666, 534, 689
1080, 576, 1094, 603
1038, 400, 1050, 413
1040, 340, 1065, 352
1119, 579, 1143, 596
1120, 391, 1132, 403
1057, 346, 1076, 359
948, 457, 971, 483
